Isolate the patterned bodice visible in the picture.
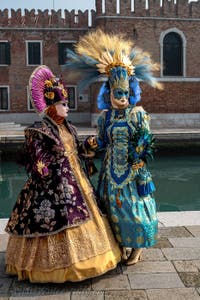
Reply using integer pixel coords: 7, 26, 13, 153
97, 105, 152, 189
104, 107, 136, 187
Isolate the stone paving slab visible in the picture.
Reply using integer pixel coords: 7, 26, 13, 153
153, 238, 172, 248
158, 226, 192, 238
186, 226, 200, 237
128, 273, 184, 289
0, 235, 8, 252
71, 291, 104, 300
0, 277, 13, 296
162, 248, 200, 260
10, 295, 71, 300
92, 274, 130, 291
169, 237, 200, 248
178, 272, 200, 288
142, 248, 166, 261
9, 278, 91, 297
122, 261, 176, 274
146, 288, 200, 300
173, 260, 200, 273
0, 253, 8, 278
105, 290, 148, 300
0, 221, 8, 235
157, 212, 200, 227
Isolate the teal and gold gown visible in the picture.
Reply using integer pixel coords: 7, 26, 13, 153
96, 105, 158, 248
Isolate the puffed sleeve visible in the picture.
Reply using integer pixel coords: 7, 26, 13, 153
129, 106, 156, 196
129, 106, 155, 163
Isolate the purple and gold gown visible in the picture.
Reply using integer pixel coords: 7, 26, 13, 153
5, 116, 121, 282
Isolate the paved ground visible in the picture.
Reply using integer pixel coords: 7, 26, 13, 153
1, 224, 200, 299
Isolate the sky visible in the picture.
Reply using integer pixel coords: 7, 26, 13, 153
0, 0, 96, 11
0, 0, 197, 12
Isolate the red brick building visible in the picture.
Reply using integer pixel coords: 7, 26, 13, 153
0, 0, 199, 127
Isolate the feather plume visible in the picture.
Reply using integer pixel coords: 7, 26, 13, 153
64, 29, 162, 89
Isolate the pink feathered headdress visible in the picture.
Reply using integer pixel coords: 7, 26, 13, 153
29, 65, 68, 114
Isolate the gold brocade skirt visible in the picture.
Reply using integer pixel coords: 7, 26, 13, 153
6, 126, 121, 282
6, 215, 121, 282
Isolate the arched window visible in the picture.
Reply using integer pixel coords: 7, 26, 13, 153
163, 32, 183, 76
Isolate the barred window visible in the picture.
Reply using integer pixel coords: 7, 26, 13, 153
67, 86, 77, 110
0, 87, 9, 110
163, 32, 183, 76
26, 41, 42, 65
58, 42, 75, 65
0, 42, 10, 65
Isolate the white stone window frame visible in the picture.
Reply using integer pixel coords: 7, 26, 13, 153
159, 28, 186, 78
26, 40, 43, 66
0, 85, 10, 111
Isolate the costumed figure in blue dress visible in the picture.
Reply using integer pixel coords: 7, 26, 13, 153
64, 29, 163, 265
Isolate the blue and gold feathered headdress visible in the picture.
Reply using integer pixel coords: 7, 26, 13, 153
64, 29, 162, 109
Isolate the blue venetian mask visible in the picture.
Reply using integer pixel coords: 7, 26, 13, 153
113, 88, 129, 100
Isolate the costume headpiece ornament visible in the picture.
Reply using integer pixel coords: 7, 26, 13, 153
64, 29, 162, 109
29, 65, 68, 114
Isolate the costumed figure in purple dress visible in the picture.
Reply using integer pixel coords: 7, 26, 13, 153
64, 29, 163, 265
5, 65, 121, 282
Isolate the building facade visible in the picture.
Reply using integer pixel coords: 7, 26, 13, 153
0, 0, 200, 127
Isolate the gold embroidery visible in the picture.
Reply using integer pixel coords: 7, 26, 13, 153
6, 216, 120, 272
6, 123, 122, 280
36, 160, 46, 175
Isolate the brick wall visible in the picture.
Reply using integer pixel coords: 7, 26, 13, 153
141, 82, 200, 113
93, 0, 200, 114
0, 0, 200, 119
